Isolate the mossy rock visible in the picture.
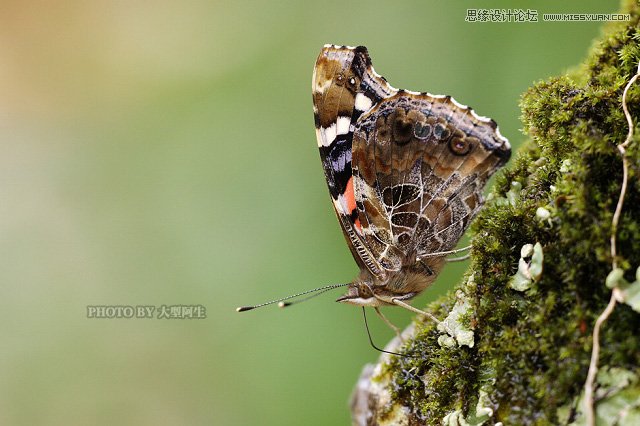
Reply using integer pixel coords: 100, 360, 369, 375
351, 2, 640, 425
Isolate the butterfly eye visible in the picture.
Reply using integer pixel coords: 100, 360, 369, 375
449, 137, 472, 155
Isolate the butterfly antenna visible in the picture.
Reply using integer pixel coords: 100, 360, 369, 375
277, 286, 338, 308
362, 307, 416, 358
236, 283, 349, 312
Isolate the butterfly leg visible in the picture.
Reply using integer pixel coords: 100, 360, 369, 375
391, 298, 441, 323
418, 245, 472, 263
391, 298, 457, 336
446, 253, 470, 263
374, 307, 403, 342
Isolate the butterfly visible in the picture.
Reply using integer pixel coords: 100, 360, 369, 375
312, 44, 510, 318
238, 45, 510, 344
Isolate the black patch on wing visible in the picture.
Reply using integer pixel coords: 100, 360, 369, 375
360, 80, 385, 106
351, 46, 371, 75
319, 134, 352, 200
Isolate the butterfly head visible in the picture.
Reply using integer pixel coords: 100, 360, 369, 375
335, 274, 418, 307
335, 257, 447, 307
335, 277, 382, 307
334, 270, 408, 307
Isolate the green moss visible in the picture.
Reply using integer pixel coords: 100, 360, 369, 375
379, 1, 640, 424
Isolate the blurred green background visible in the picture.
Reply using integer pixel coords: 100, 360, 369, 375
0, 1, 619, 425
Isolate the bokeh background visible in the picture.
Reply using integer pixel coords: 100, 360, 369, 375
0, 1, 620, 425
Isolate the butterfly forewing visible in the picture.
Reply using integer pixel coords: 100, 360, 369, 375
312, 45, 391, 278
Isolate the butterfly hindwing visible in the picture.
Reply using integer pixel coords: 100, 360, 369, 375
313, 44, 510, 279
352, 92, 510, 270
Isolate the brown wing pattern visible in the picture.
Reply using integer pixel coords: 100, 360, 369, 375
351, 93, 510, 271
313, 44, 510, 277
312, 45, 397, 279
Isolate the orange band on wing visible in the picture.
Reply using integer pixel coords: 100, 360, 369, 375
344, 176, 361, 230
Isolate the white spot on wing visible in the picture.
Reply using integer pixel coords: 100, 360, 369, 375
355, 93, 373, 112
319, 123, 337, 147
336, 116, 350, 135
317, 117, 351, 148
314, 128, 324, 147
335, 194, 349, 215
